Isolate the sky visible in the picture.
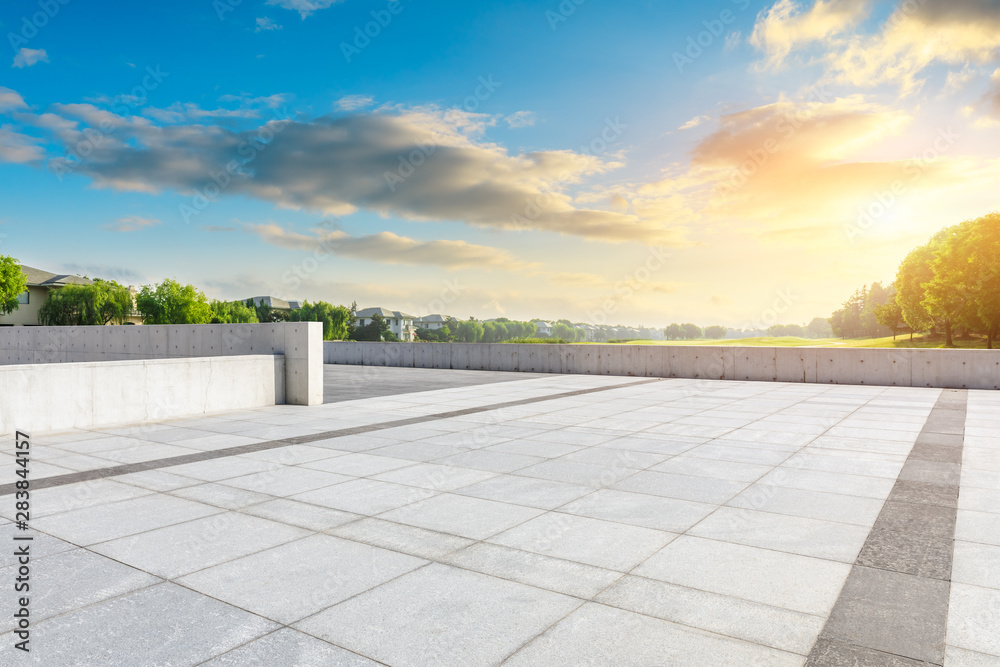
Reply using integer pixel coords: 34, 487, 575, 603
1, 0, 998, 328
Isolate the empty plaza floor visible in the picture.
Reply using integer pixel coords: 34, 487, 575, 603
0, 366, 997, 666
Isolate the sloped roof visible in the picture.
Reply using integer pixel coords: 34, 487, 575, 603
21, 265, 93, 288
355, 307, 415, 319
414, 314, 452, 323
246, 296, 301, 311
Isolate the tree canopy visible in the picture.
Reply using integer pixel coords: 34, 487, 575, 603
291, 301, 351, 340
39, 279, 134, 326
136, 279, 212, 324
0, 257, 28, 316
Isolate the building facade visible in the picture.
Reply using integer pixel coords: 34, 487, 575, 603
354, 307, 416, 342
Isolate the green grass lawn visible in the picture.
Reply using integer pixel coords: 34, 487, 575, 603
580, 335, 993, 349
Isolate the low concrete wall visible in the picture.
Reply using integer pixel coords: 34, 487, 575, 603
0, 355, 284, 435
324, 342, 1000, 390
0, 322, 323, 406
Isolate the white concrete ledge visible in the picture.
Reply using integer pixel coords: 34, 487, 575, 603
0, 355, 284, 435
0, 323, 323, 406
324, 342, 1000, 390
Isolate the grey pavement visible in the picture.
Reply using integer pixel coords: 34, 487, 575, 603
0, 366, 993, 665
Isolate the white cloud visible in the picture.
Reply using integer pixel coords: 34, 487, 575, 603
504, 111, 536, 128
36, 105, 674, 244
0, 126, 44, 164
0, 87, 28, 111
103, 216, 161, 232
334, 95, 374, 111
12, 48, 48, 69
255, 17, 282, 32
266, 0, 344, 18
679, 115, 710, 130
245, 223, 532, 269
752, 0, 1000, 93
143, 102, 261, 123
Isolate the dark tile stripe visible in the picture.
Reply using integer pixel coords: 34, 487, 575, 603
806, 389, 968, 666
0, 378, 662, 497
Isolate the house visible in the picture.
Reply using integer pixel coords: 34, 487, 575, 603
413, 314, 454, 331
354, 307, 416, 342
532, 320, 553, 337
245, 296, 302, 314
0, 265, 94, 326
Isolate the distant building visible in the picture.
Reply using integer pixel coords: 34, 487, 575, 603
354, 307, 416, 342
413, 314, 454, 331
532, 320, 553, 337
245, 296, 302, 313
0, 265, 94, 326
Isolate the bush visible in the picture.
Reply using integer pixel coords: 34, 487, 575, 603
502, 337, 570, 344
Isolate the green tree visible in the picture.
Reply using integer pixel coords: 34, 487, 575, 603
664, 323, 684, 340
136, 279, 212, 324
895, 239, 939, 336
965, 213, 1000, 348
482, 321, 498, 343
805, 317, 833, 339
38, 280, 134, 326
0, 257, 28, 316
292, 301, 351, 340
454, 318, 484, 343
681, 323, 702, 340
874, 300, 906, 339
923, 225, 977, 347
552, 322, 576, 340
703, 325, 727, 339
351, 312, 396, 341
210, 300, 259, 324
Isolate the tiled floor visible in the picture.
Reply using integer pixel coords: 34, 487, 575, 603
0, 369, 991, 665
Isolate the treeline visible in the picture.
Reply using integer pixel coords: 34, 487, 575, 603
830, 212, 1000, 347
828, 282, 896, 339
417, 318, 589, 343
37, 277, 358, 342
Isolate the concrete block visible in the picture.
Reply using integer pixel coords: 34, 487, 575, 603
521, 345, 545, 373
774, 348, 818, 384
468, 344, 491, 371
490, 344, 518, 372
570, 346, 599, 375
413, 343, 434, 369
669, 347, 730, 380
817, 348, 911, 387
284, 322, 323, 405
363, 343, 387, 367
911, 349, 1000, 390
382, 343, 406, 368
450, 344, 472, 370
619, 345, 645, 377
431, 343, 452, 370
734, 347, 777, 382
642, 346, 667, 377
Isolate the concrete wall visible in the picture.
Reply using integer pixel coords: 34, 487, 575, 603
0, 322, 324, 406
325, 342, 1000, 390
0, 355, 284, 435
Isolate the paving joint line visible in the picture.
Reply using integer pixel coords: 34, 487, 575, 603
0, 378, 661, 496
805, 388, 968, 667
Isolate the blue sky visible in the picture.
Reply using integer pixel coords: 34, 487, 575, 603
2, 0, 999, 326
